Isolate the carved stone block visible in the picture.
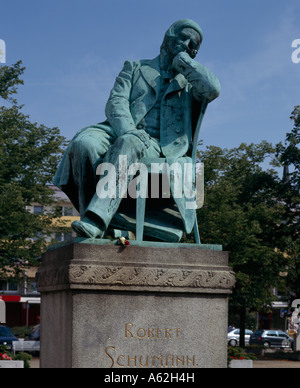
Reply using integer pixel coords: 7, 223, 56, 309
37, 240, 235, 368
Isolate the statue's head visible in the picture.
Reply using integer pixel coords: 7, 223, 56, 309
161, 19, 203, 62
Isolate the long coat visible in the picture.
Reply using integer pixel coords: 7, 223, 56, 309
105, 54, 220, 159
54, 53, 220, 235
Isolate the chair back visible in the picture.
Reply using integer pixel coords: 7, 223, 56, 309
192, 99, 208, 163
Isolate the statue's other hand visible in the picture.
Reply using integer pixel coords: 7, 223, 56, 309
124, 129, 152, 147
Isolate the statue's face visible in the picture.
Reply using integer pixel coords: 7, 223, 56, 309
164, 27, 201, 61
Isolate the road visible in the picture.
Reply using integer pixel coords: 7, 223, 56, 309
30, 358, 40, 368
254, 360, 300, 368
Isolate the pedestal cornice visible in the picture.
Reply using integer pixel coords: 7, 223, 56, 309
36, 240, 235, 294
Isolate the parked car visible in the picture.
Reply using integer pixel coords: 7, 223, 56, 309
228, 329, 253, 346
250, 330, 294, 348
0, 325, 19, 349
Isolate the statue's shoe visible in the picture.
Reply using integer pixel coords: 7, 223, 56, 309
72, 218, 104, 238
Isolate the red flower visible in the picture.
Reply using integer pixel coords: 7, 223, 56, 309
0, 353, 12, 360
118, 237, 130, 246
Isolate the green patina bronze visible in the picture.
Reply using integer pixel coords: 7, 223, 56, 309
54, 19, 220, 243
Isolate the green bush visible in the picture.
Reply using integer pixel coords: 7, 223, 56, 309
11, 326, 32, 338
0, 344, 8, 354
13, 352, 32, 369
228, 346, 257, 367
0, 344, 32, 368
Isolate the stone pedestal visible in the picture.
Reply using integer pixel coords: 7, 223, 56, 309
37, 239, 235, 368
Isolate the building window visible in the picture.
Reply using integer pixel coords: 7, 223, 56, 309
0, 280, 18, 293
64, 232, 73, 242
55, 206, 63, 216
34, 206, 44, 214
55, 233, 63, 242
28, 281, 39, 294
55, 232, 73, 242
54, 206, 73, 216
63, 207, 73, 216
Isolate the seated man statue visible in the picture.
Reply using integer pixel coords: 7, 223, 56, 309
54, 19, 220, 239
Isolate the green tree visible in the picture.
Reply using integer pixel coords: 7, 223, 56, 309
275, 106, 300, 300
0, 61, 67, 279
0, 61, 25, 104
197, 142, 287, 346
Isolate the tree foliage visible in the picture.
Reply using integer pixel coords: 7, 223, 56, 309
198, 142, 286, 312
197, 106, 300, 343
275, 106, 300, 299
0, 61, 67, 278
0, 61, 25, 104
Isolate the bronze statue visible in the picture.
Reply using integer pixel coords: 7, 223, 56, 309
54, 19, 220, 241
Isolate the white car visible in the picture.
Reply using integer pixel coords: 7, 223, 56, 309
228, 329, 253, 347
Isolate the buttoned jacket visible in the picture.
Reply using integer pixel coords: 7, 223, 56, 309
105, 54, 220, 159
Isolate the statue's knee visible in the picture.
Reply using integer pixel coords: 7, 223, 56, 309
116, 133, 145, 149
71, 134, 107, 158
70, 135, 90, 154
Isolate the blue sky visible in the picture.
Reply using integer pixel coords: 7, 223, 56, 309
1, 0, 300, 152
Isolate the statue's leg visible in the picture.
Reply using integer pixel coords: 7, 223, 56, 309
57, 125, 115, 217
72, 132, 161, 238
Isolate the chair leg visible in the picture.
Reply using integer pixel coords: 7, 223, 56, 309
194, 217, 201, 244
136, 174, 148, 241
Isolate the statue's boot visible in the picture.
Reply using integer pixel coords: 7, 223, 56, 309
72, 218, 104, 238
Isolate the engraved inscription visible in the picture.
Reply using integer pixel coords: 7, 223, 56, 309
125, 323, 182, 340
105, 346, 196, 368
104, 323, 196, 368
